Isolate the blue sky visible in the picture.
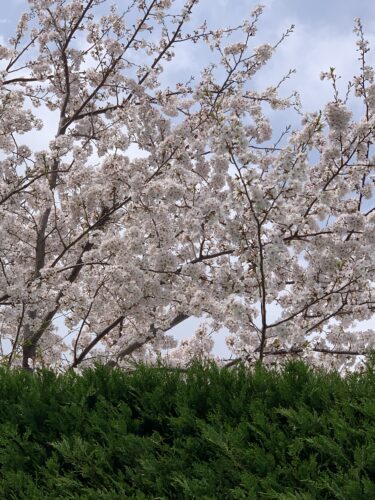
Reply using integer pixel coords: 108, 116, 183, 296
2, 0, 375, 114
2, 1, 374, 136
1, 1, 374, 357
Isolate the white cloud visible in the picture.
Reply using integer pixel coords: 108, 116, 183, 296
254, 19, 375, 113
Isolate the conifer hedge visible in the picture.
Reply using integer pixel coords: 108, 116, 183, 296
0, 361, 375, 498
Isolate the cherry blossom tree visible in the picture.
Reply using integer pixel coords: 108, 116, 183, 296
214, 19, 375, 372
0, 1, 373, 372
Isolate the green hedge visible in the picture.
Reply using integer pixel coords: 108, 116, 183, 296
1, 360, 375, 498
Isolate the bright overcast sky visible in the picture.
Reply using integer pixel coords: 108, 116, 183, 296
2, 0, 375, 131
2, 0, 375, 112
1, 0, 374, 356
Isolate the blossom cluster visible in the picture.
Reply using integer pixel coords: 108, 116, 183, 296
0, 0, 373, 373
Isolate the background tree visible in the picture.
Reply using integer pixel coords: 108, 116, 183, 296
0, 1, 373, 371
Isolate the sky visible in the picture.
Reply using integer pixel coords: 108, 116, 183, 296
2, 0, 375, 113
1, 0, 374, 358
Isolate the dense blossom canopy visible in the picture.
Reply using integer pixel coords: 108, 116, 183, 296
0, 0, 374, 371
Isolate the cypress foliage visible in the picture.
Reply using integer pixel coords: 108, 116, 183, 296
0, 361, 375, 498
